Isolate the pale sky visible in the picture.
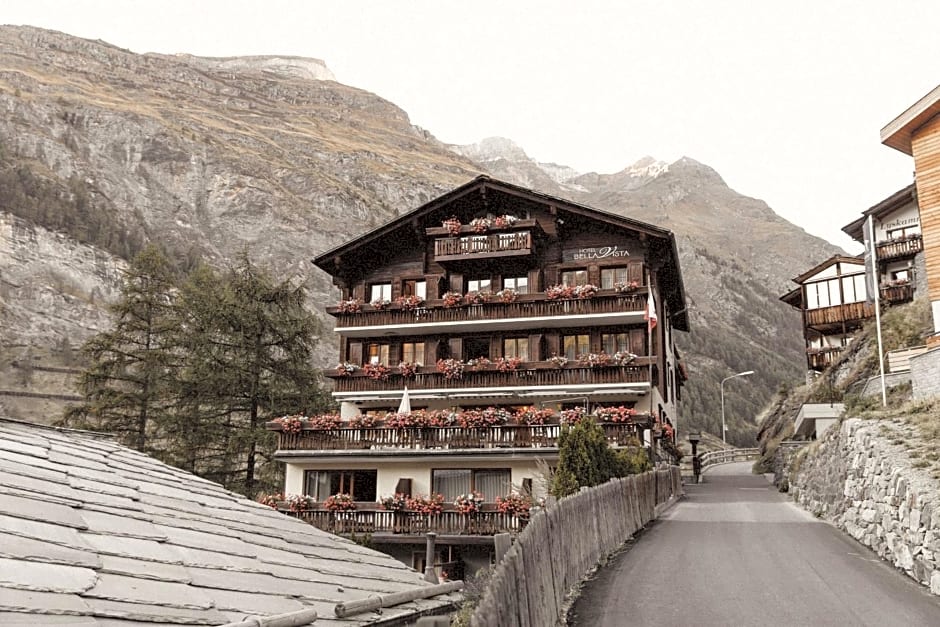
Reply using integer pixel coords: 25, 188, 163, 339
3, 1, 938, 251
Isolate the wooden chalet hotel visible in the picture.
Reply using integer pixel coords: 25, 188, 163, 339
266, 175, 689, 575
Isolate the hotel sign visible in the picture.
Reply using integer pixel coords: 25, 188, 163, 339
564, 245, 631, 262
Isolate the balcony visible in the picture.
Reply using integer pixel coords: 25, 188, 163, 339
806, 346, 843, 370
881, 282, 914, 305
282, 505, 529, 540
876, 234, 922, 261
804, 301, 874, 329
270, 420, 651, 455
325, 360, 654, 402
426, 219, 544, 264
329, 290, 649, 337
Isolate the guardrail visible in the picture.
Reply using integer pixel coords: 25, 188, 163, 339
700, 448, 760, 470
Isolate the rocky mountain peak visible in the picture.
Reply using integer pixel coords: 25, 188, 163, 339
168, 54, 336, 81
451, 137, 531, 163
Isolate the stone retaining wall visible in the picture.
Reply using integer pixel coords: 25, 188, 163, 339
469, 467, 682, 626
791, 418, 940, 594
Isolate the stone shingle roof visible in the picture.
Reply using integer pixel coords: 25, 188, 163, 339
0, 418, 459, 625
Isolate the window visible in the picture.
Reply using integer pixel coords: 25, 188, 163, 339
304, 470, 377, 501
464, 337, 491, 361
370, 283, 392, 302
402, 279, 427, 299
600, 267, 629, 289
886, 226, 917, 241
892, 269, 910, 282
467, 278, 492, 293
503, 276, 529, 294
503, 337, 529, 360
432, 469, 511, 501
365, 343, 390, 366
563, 334, 590, 360
402, 342, 424, 364
561, 270, 587, 287
602, 332, 629, 354
805, 274, 867, 310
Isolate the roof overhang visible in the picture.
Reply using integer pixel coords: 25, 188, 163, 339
881, 83, 940, 155
791, 255, 864, 285
841, 183, 917, 242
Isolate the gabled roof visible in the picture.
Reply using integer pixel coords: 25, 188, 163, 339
881, 83, 940, 155
790, 255, 864, 285
841, 183, 917, 242
0, 417, 459, 625
312, 175, 689, 331
779, 286, 803, 309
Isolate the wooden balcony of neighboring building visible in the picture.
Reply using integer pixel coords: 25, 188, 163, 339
324, 360, 654, 402
875, 234, 922, 261
881, 282, 915, 305
804, 301, 875, 330
282, 505, 530, 542
270, 420, 651, 455
329, 289, 649, 337
806, 346, 844, 370
425, 219, 545, 264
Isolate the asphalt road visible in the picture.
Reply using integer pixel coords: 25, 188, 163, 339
569, 462, 940, 626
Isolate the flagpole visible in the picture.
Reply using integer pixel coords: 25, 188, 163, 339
647, 269, 654, 425
866, 214, 887, 406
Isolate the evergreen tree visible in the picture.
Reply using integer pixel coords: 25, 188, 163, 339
64, 245, 179, 453
176, 253, 328, 495
550, 419, 649, 497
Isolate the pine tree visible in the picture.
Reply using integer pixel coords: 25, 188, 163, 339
176, 253, 328, 495
64, 245, 179, 453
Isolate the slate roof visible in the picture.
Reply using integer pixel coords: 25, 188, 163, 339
0, 417, 460, 626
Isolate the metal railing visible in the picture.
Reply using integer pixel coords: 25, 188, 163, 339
700, 447, 760, 470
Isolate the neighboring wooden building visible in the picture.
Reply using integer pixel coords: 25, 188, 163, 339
881, 85, 940, 345
842, 183, 923, 304
783, 185, 924, 374
781, 256, 873, 371
267, 175, 689, 575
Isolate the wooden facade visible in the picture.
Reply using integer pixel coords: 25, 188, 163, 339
881, 85, 940, 344
269, 177, 689, 568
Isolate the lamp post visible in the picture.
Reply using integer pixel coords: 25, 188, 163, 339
720, 370, 754, 444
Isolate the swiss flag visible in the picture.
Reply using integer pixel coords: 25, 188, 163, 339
645, 288, 658, 332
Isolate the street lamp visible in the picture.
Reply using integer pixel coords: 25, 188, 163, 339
720, 370, 754, 444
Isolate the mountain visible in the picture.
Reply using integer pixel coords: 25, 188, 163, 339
0, 26, 843, 442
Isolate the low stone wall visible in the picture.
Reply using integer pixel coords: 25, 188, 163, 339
911, 347, 940, 400
772, 440, 807, 491
469, 467, 682, 626
791, 418, 940, 594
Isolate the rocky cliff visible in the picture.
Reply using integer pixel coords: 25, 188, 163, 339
0, 26, 843, 437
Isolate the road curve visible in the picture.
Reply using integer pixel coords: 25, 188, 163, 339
569, 462, 940, 626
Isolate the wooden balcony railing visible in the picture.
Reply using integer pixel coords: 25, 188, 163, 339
326, 360, 653, 393
876, 235, 922, 261
434, 231, 533, 260
804, 301, 874, 327
328, 290, 648, 328
272, 420, 649, 453
806, 346, 843, 370
284, 505, 529, 538
881, 283, 914, 304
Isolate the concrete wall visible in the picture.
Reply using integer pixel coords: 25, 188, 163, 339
469, 467, 682, 626
791, 418, 940, 594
